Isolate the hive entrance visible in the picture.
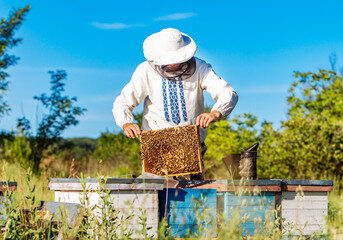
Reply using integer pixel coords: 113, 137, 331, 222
140, 125, 202, 176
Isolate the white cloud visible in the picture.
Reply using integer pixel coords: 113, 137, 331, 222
154, 12, 196, 21
91, 22, 145, 30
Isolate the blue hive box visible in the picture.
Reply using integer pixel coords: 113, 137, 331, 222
0, 181, 17, 224
159, 188, 217, 238
177, 179, 282, 237
218, 191, 276, 236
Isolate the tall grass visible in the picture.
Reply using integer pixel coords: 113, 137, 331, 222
1, 162, 342, 239
327, 177, 343, 239
0, 162, 53, 206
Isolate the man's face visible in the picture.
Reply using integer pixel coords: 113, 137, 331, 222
163, 63, 182, 72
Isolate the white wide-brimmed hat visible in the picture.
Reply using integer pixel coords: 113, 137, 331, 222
143, 28, 197, 66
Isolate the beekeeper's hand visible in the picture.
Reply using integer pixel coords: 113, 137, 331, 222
123, 123, 141, 138
196, 111, 222, 128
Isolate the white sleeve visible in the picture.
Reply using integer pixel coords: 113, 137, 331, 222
200, 62, 238, 118
112, 63, 148, 129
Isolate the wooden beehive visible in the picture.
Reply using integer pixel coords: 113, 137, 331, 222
159, 188, 217, 238
0, 181, 17, 223
277, 179, 333, 236
140, 125, 202, 177
49, 178, 164, 239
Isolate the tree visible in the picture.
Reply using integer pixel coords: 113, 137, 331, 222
17, 70, 87, 171
203, 58, 343, 180
287, 70, 343, 121
258, 62, 343, 179
0, 5, 30, 118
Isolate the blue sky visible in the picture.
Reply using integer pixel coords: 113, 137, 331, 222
0, 0, 342, 138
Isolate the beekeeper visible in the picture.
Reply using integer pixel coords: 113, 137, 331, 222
113, 28, 238, 156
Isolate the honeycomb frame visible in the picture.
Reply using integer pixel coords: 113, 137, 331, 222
140, 125, 202, 177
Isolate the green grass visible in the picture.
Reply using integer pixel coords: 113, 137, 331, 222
1, 162, 342, 239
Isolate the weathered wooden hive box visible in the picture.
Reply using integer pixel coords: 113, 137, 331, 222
222, 180, 281, 236
140, 125, 202, 176
49, 178, 333, 238
0, 181, 17, 223
277, 179, 333, 236
38, 201, 83, 228
159, 188, 217, 238
49, 178, 164, 238
178, 179, 281, 236
177, 179, 333, 237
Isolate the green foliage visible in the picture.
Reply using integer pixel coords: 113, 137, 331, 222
202, 63, 343, 180
204, 113, 259, 178
16, 70, 87, 171
93, 132, 141, 176
2, 132, 32, 169
287, 69, 343, 120
54, 137, 98, 162
34, 70, 86, 139
157, 218, 173, 240
1, 169, 56, 239
259, 114, 343, 179
258, 67, 343, 179
328, 191, 343, 237
0, 5, 30, 118
65, 137, 98, 152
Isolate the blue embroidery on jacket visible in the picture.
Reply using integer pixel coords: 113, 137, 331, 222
162, 78, 170, 122
178, 81, 188, 121
168, 80, 181, 124
162, 78, 188, 124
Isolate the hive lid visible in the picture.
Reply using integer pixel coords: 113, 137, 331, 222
49, 178, 164, 191
138, 172, 179, 188
177, 179, 282, 192
179, 179, 333, 186
280, 179, 333, 186
0, 181, 17, 186
279, 179, 334, 192
177, 179, 334, 192
178, 179, 282, 186
0, 181, 17, 191
50, 178, 164, 184
227, 179, 282, 186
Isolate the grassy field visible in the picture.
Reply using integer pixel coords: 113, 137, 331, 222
1, 162, 343, 239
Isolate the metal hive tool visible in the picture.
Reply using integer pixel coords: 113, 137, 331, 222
140, 125, 202, 177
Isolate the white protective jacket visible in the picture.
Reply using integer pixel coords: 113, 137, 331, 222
112, 57, 238, 142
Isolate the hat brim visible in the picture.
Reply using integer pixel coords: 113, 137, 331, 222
143, 32, 197, 66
